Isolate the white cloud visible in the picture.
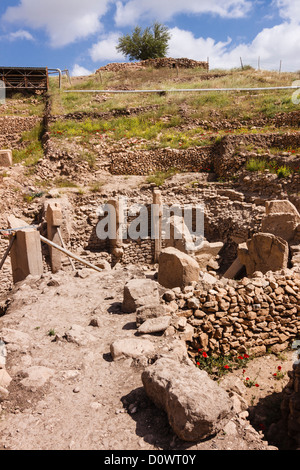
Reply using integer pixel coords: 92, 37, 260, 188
168, 23, 300, 72
7, 29, 34, 41
89, 32, 125, 62
168, 27, 231, 62
114, 0, 252, 26
71, 64, 93, 77
275, 0, 300, 23
2, 0, 112, 47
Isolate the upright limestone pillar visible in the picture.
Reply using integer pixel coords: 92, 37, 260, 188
10, 228, 43, 284
108, 198, 125, 260
46, 201, 63, 273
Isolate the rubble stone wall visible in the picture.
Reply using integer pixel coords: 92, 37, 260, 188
107, 132, 300, 179
97, 58, 209, 73
0, 116, 41, 150
166, 270, 300, 357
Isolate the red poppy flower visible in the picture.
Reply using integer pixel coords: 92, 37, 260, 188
278, 366, 282, 371
202, 352, 208, 358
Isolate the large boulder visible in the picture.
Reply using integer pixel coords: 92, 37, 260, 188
142, 357, 233, 442
158, 247, 200, 289
238, 232, 289, 277
122, 279, 160, 313
261, 200, 300, 243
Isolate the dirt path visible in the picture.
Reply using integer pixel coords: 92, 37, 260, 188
0, 265, 294, 452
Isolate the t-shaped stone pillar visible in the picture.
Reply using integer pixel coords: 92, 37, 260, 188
46, 201, 63, 273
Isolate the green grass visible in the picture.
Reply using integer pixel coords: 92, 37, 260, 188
245, 158, 294, 177
146, 167, 178, 186
12, 123, 44, 166
50, 68, 299, 123
50, 110, 182, 142
53, 178, 78, 188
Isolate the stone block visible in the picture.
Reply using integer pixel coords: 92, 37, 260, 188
0, 150, 12, 167
142, 357, 233, 442
122, 279, 160, 313
238, 232, 289, 277
10, 228, 43, 284
158, 247, 200, 289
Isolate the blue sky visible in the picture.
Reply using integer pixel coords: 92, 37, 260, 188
0, 0, 299, 76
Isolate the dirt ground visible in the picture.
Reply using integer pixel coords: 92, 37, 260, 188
0, 264, 296, 452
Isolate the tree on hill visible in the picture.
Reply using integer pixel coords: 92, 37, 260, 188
116, 22, 171, 61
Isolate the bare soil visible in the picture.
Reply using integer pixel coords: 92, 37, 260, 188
0, 266, 296, 452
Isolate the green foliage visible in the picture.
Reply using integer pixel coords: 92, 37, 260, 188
146, 167, 178, 186
116, 22, 171, 61
246, 158, 293, 178
276, 165, 293, 178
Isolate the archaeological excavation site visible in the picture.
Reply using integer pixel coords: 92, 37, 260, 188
0, 59, 300, 451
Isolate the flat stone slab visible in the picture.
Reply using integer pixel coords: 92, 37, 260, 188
110, 338, 156, 361
20, 366, 55, 389
137, 316, 172, 335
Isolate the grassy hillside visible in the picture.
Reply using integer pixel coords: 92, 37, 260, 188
48, 67, 300, 152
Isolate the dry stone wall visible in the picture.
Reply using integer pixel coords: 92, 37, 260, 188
0, 116, 41, 150
106, 131, 300, 180
97, 58, 209, 73
162, 269, 300, 358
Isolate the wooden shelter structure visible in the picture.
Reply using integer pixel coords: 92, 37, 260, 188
0, 66, 49, 94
